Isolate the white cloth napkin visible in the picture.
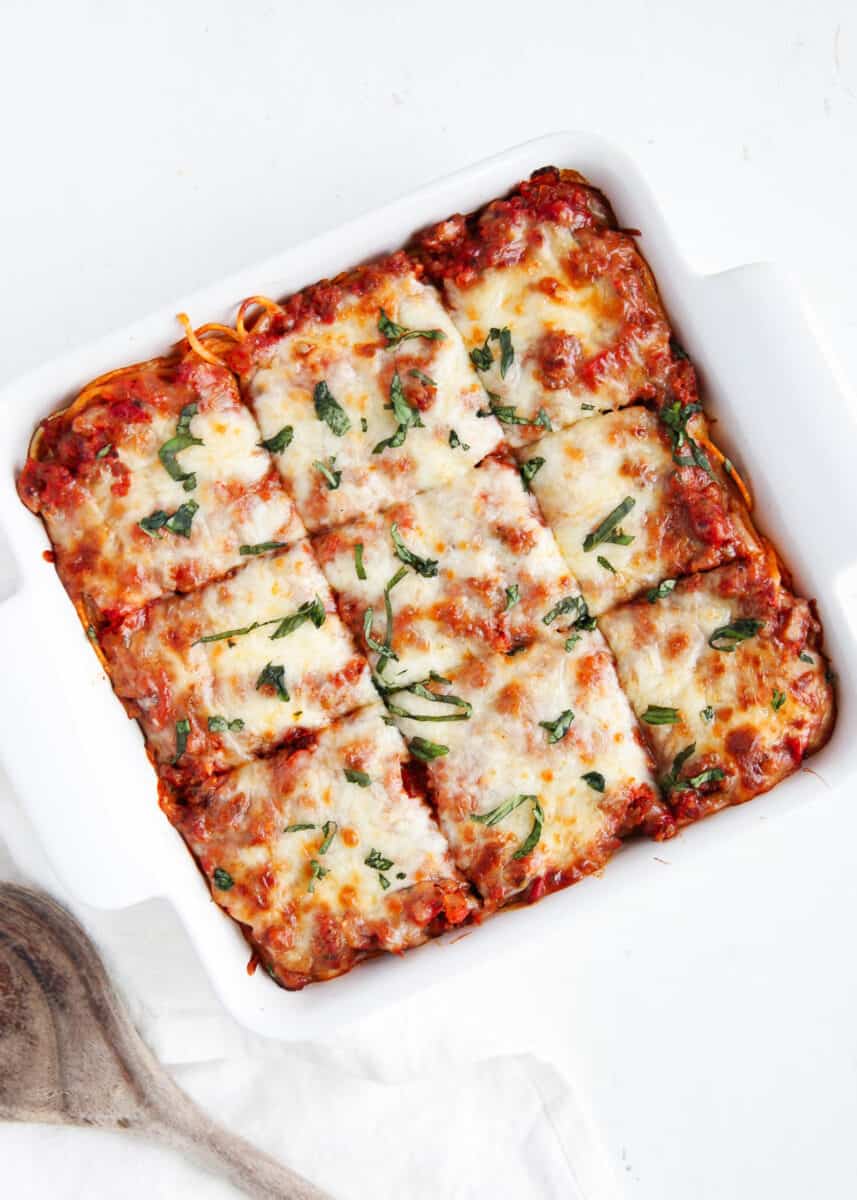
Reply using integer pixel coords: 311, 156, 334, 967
0, 772, 619, 1200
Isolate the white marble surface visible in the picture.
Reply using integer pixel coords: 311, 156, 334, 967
2, 2, 856, 1197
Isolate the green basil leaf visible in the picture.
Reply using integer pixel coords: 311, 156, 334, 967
319, 820, 338, 854
239, 541, 287, 556
647, 579, 677, 603
408, 368, 437, 386
708, 618, 763, 652
700, 705, 715, 723
378, 308, 445, 346
449, 429, 470, 451
471, 794, 533, 827
313, 456, 342, 489
512, 798, 544, 860
408, 736, 449, 761
212, 867, 234, 890
539, 709, 575, 744
597, 555, 615, 573
583, 497, 636, 552
159, 403, 203, 491
365, 847, 394, 871
641, 705, 681, 725
307, 859, 329, 893
391, 522, 438, 577
542, 594, 596, 630
313, 380, 351, 436
270, 595, 327, 640
344, 768, 371, 787
172, 717, 190, 764
285, 822, 316, 833
581, 771, 605, 793
95, 442, 112, 458
256, 662, 289, 701
520, 456, 545, 491
771, 689, 786, 712
259, 425, 294, 453
504, 584, 520, 611
354, 542, 367, 580
207, 715, 244, 732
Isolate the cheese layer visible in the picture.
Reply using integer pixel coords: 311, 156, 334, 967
390, 639, 659, 907
519, 406, 759, 614
102, 540, 375, 786
599, 555, 835, 821
174, 703, 475, 988
243, 261, 502, 532
18, 355, 305, 621
313, 456, 577, 682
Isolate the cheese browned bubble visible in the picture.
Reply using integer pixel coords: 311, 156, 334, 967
101, 540, 375, 786
174, 702, 476, 989
238, 255, 503, 533
389, 638, 663, 907
414, 169, 673, 445
599, 554, 835, 822
17, 354, 305, 622
313, 456, 577, 682
518, 406, 759, 614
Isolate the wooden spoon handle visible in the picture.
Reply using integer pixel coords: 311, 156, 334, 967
148, 1104, 332, 1200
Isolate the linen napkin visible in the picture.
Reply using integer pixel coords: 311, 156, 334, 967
0, 770, 619, 1200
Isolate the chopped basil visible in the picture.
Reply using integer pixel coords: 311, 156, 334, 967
539, 709, 575, 743
313, 456, 342, 490
520, 456, 545, 491
172, 717, 190, 764
86, 624, 98, 641
207, 715, 245, 732
313, 380, 351, 435
641, 705, 680, 725
307, 859, 329, 893
581, 771, 605, 793
382, 676, 472, 723
319, 820, 338, 854
363, 565, 408, 673
477, 400, 546, 427
564, 634, 581, 652
239, 541, 287, 556
471, 794, 533, 826
659, 400, 714, 479
378, 308, 445, 347
512, 798, 544, 860
195, 619, 270, 645
700, 705, 715, 723
354, 542, 367, 580
360, 417, 368, 432
470, 327, 514, 376
542, 594, 596, 631
408, 736, 449, 761
396, 871, 406, 880
581, 402, 595, 411
285, 822, 316, 833
365, 848, 394, 871
583, 497, 636, 552
158, 403, 203, 491
373, 371, 424, 454
708, 618, 763, 652
139, 499, 199, 539
799, 651, 814, 664
259, 425, 294, 453
212, 867, 234, 891
771, 689, 786, 712
409, 368, 437, 387
391, 522, 438, 577
504, 584, 520, 611
507, 643, 528, 656
344, 768, 371, 787
378, 873, 391, 890
448, 429, 470, 451
660, 742, 726, 795
271, 595, 326, 640
95, 442, 112, 458
256, 662, 289, 701
648, 579, 677, 603
597, 555, 615, 573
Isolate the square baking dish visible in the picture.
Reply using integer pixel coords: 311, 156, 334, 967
1, 132, 855, 1040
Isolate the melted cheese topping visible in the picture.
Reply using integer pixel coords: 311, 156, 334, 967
520, 407, 758, 614
176, 703, 474, 987
390, 638, 657, 907
599, 560, 835, 817
440, 223, 670, 444
246, 267, 502, 532
40, 375, 304, 616
313, 457, 576, 681
103, 540, 375, 781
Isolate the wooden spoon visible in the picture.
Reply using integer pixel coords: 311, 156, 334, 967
0, 883, 329, 1199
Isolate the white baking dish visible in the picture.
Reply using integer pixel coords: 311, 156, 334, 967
1, 132, 855, 1040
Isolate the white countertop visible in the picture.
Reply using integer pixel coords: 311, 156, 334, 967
2, 2, 856, 1197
